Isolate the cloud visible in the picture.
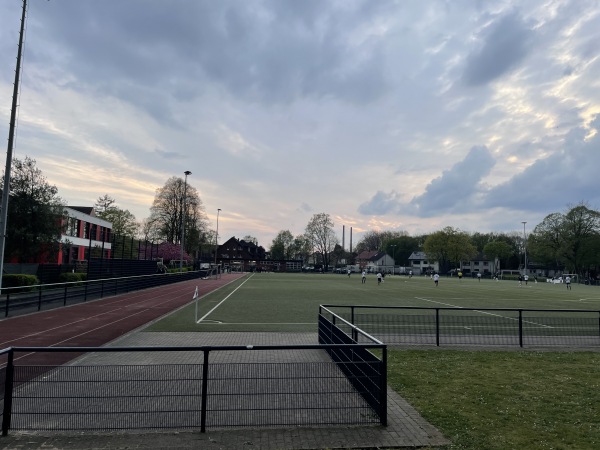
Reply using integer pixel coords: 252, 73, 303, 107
408, 146, 496, 215
462, 11, 534, 86
358, 190, 403, 215
485, 117, 600, 211
359, 146, 496, 217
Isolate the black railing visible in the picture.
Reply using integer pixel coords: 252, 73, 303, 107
1, 342, 387, 435
1, 271, 208, 318
318, 306, 387, 426
321, 305, 600, 348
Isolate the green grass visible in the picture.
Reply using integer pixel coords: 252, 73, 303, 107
389, 350, 600, 450
145, 273, 600, 449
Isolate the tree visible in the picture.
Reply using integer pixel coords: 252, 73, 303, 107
304, 213, 338, 271
156, 242, 191, 263
529, 204, 600, 275
2, 156, 65, 262
355, 229, 410, 254
423, 227, 476, 273
293, 234, 313, 264
483, 240, 514, 274
270, 230, 294, 260
147, 176, 209, 255
385, 235, 419, 266
94, 195, 139, 237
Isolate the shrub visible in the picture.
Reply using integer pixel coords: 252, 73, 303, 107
59, 272, 87, 283
2, 274, 39, 292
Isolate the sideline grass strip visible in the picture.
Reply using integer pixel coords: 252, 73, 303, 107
387, 350, 600, 449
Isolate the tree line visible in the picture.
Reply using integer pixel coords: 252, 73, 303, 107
271, 204, 600, 278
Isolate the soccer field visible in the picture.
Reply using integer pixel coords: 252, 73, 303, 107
145, 272, 600, 333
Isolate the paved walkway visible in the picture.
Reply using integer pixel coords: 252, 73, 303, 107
1, 332, 450, 449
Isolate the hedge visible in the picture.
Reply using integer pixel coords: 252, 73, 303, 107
2, 274, 39, 292
59, 272, 87, 283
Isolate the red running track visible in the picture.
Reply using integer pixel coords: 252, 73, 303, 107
0, 273, 246, 368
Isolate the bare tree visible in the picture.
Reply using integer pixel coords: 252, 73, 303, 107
147, 177, 208, 254
305, 213, 338, 270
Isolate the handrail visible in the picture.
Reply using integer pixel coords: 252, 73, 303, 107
319, 305, 384, 345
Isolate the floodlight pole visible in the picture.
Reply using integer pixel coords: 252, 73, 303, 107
214, 209, 221, 266
522, 221, 527, 276
390, 245, 396, 274
179, 171, 191, 272
0, 0, 28, 290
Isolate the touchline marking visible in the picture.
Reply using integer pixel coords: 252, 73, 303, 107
198, 322, 315, 325
414, 297, 554, 328
197, 274, 253, 323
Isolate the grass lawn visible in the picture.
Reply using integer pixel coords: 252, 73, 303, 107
145, 272, 600, 449
389, 350, 600, 450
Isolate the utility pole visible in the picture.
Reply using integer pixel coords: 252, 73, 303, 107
0, 0, 28, 290
522, 221, 527, 276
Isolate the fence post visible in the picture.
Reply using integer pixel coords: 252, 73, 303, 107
518, 310, 523, 348
63, 284, 68, 306
4, 293, 9, 318
436, 308, 440, 346
200, 350, 210, 433
1, 349, 15, 436
351, 306, 358, 342
380, 346, 388, 426
38, 283, 42, 311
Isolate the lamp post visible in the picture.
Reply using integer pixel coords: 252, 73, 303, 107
179, 171, 191, 272
0, 0, 27, 291
390, 244, 397, 275
214, 208, 221, 266
522, 221, 527, 277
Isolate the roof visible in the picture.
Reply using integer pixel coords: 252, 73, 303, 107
69, 206, 95, 216
357, 250, 378, 260
357, 251, 388, 262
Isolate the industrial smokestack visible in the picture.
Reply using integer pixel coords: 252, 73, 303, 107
350, 227, 353, 253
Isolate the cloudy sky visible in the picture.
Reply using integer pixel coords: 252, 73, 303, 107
1, 0, 599, 249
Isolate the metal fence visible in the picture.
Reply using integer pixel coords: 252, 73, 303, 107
321, 305, 600, 348
1, 340, 387, 435
1, 271, 209, 318
318, 306, 387, 425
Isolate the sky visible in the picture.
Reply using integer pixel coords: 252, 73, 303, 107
1, 0, 599, 250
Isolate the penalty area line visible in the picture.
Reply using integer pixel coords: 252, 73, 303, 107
196, 274, 253, 324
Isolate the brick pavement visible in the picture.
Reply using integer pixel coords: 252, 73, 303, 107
1, 332, 450, 449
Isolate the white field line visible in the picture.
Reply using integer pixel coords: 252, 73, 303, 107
198, 322, 315, 325
196, 274, 254, 323
414, 297, 554, 328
